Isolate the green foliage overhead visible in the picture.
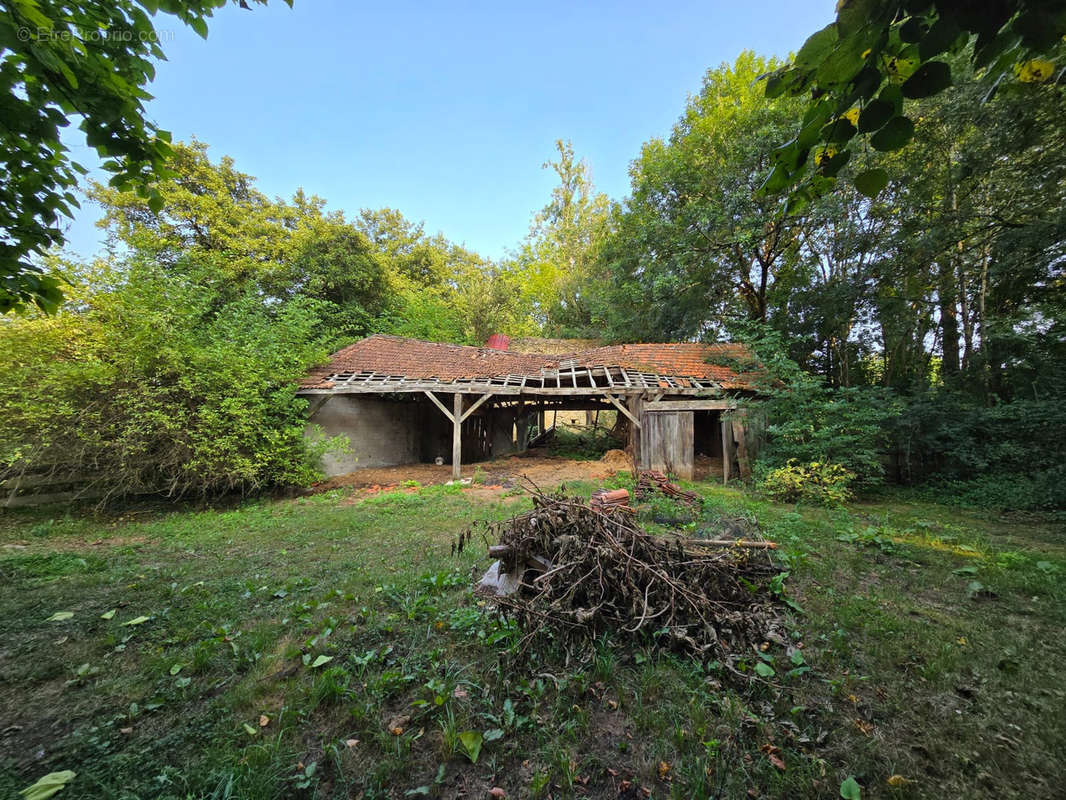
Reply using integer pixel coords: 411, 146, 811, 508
0, 0, 287, 314
587, 52, 814, 341
354, 206, 539, 346
762, 0, 1066, 204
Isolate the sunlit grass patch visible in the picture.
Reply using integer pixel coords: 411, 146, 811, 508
0, 485, 1063, 799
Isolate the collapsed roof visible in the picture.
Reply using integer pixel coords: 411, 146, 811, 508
299, 335, 760, 396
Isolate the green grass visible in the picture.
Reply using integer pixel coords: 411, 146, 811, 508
546, 426, 624, 460
1, 480, 1063, 799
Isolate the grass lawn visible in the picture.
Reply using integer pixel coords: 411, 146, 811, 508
1, 478, 1063, 799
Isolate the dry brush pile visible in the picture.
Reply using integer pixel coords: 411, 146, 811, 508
465, 489, 788, 672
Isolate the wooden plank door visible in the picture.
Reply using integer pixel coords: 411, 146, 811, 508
641, 411, 694, 479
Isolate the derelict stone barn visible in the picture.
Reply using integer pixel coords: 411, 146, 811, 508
297, 334, 761, 481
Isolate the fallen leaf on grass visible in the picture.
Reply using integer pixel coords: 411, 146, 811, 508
840, 776, 862, 799
387, 714, 410, 737
242, 723, 258, 736
259, 715, 270, 727
100, 609, 116, 620
19, 770, 76, 800
121, 616, 150, 626
309, 655, 332, 668
345, 738, 359, 748
657, 761, 671, 779
119, 727, 132, 735
886, 774, 912, 787
488, 789, 506, 798
759, 743, 786, 771
46, 612, 73, 622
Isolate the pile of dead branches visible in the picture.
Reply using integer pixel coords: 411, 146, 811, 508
470, 489, 785, 667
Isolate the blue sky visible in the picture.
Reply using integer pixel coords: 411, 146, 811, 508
63, 0, 836, 261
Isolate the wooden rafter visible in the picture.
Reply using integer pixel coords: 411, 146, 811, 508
604, 393, 641, 428
423, 390, 454, 422
459, 393, 494, 422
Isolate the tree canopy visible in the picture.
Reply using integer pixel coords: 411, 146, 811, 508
0, 0, 284, 314
1, 17, 1064, 509
761, 0, 1066, 205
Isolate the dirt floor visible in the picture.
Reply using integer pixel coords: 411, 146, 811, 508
312, 449, 724, 494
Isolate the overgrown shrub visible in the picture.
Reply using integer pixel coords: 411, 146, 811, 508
918, 468, 1066, 512
730, 324, 900, 491
0, 260, 341, 500
880, 386, 1066, 510
758, 460, 855, 506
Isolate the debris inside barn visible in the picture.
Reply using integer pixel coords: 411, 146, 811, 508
468, 489, 786, 673
636, 469, 702, 507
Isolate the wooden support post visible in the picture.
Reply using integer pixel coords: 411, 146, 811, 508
452, 393, 463, 480
460, 392, 493, 422
628, 394, 644, 468
605, 393, 641, 428
732, 415, 750, 480
721, 417, 731, 484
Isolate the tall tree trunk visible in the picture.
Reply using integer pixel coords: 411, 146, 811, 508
959, 263, 973, 370
977, 248, 991, 403
938, 259, 961, 378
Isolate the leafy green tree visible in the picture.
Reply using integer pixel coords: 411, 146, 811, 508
590, 53, 826, 341
761, 0, 1066, 204
92, 140, 390, 348
509, 139, 610, 333
729, 322, 901, 489
355, 207, 451, 288
356, 205, 538, 344
0, 0, 286, 314
0, 257, 334, 498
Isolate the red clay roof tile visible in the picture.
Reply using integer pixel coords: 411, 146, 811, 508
300, 335, 558, 389
300, 335, 758, 391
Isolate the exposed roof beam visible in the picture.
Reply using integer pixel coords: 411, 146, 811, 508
423, 390, 454, 423
604, 393, 641, 428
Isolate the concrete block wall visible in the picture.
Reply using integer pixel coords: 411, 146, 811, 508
308, 395, 423, 476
